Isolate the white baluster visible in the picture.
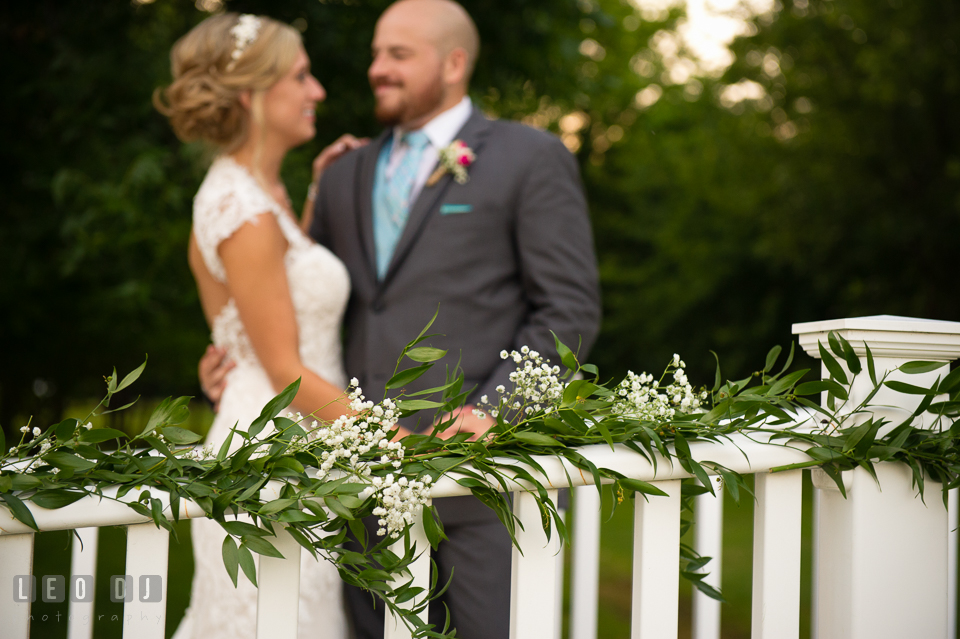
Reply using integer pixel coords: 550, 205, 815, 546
950, 487, 958, 639
256, 525, 302, 639
68, 527, 98, 639
0, 532, 35, 638
631, 479, 681, 639
510, 489, 562, 639
751, 470, 802, 639
123, 522, 169, 639
691, 480, 723, 639
570, 486, 600, 639
385, 506, 432, 639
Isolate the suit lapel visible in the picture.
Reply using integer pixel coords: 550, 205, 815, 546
355, 130, 391, 286
380, 108, 492, 289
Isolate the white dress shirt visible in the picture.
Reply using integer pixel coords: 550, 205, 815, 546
383, 96, 473, 206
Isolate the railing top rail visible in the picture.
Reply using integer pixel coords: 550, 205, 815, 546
0, 430, 815, 536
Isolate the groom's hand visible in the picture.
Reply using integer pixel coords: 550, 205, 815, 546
198, 345, 235, 413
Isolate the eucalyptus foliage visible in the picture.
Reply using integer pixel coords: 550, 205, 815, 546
1, 328, 958, 636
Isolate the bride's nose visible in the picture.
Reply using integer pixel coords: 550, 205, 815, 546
310, 76, 326, 102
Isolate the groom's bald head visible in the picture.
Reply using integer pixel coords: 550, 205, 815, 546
370, 0, 480, 128
383, 0, 480, 77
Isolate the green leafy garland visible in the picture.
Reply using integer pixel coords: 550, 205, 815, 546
2, 327, 958, 637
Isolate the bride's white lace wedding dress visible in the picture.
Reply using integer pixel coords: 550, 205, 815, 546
171, 156, 350, 639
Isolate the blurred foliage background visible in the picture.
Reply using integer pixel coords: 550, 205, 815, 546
2, 0, 959, 465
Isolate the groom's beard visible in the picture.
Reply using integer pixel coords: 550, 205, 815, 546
373, 74, 445, 127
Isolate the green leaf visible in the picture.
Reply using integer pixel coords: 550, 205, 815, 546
711, 351, 722, 393
865, 343, 878, 387
512, 431, 563, 447
768, 370, 807, 396
248, 380, 300, 439
619, 478, 669, 497
79, 428, 128, 443
900, 361, 948, 375
55, 418, 78, 441
324, 496, 356, 520
242, 535, 285, 559
835, 333, 861, 375
43, 452, 96, 472
271, 457, 305, 474
551, 331, 579, 371
778, 342, 796, 377
1, 493, 38, 531
795, 380, 848, 400
806, 447, 845, 462
764, 345, 782, 373
819, 342, 848, 386
827, 331, 845, 360
422, 505, 446, 550
160, 426, 203, 445
405, 347, 447, 363
222, 536, 239, 587
396, 399, 445, 411
117, 357, 148, 392
238, 545, 257, 586
386, 364, 432, 390
221, 521, 270, 537
884, 380, 938, 396
259, 498, 298, 516
11, 475, 42, 491
31, 489, 87, 510
843, 420, 874, 453
141, 396, 191, 437
939, 365, 960, 394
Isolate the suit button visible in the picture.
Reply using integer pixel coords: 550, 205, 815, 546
372, 301, 385, 313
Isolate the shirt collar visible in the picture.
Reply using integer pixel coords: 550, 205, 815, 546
393, 96, 473, 150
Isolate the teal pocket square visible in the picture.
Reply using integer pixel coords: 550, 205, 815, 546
440, 204, 473, 215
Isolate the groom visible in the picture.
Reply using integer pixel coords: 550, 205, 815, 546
203, 0, 600, 637
310, 1, 600, 637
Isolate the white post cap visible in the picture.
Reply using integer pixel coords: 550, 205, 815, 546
792, 315, 960, 361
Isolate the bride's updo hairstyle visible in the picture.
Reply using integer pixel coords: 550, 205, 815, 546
154, 13, 301, 153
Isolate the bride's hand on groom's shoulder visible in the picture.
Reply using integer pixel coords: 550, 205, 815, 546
311, 134, 369, 185
199, 344, 235, 413
301, 134, 369, 232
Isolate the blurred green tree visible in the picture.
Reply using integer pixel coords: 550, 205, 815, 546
2, 0, 957, 442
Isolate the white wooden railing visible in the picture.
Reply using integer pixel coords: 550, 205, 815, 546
1, 315, 959, 639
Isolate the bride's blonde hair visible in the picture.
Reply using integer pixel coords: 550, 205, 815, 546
153, 13, 301, 154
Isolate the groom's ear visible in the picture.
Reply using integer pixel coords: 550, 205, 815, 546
442, 47, 469, 88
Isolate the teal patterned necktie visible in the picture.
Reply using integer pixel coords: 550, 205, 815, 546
373, 130, 431, 279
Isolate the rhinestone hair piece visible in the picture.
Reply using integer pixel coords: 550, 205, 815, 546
226, 14, 262, 71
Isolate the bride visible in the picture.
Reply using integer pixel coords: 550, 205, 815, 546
154, 13, 365, 639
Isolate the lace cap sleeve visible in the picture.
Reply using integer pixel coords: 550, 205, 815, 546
193, 157, 279, 283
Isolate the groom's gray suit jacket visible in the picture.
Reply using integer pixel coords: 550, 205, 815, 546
311, 107, 600, 523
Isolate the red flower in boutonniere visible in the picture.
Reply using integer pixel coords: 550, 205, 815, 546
427, 139, 476, 186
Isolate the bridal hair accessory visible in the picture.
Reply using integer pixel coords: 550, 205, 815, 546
226, 14, 262, 71
426, 139, 476, 186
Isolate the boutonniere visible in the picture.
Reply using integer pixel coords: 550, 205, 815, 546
426, 140, 476, 187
